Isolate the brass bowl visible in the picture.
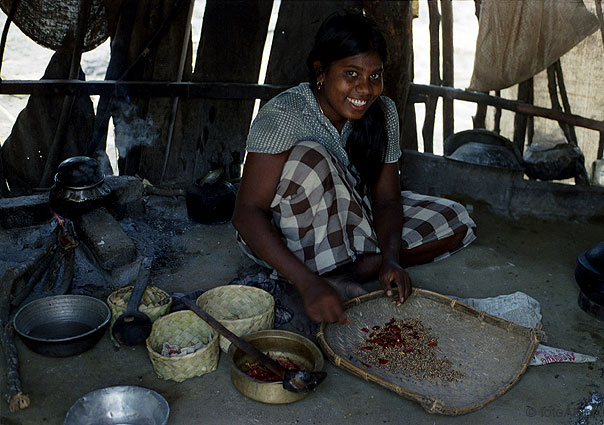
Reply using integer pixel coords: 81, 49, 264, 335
227, 329, 324, 404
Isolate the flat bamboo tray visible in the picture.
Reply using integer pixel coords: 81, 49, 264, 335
317, 289, 539, 416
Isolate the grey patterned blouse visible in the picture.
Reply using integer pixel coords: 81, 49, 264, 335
246, 83, 401, 166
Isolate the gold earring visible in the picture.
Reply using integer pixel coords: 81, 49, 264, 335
317, 81, 323, 91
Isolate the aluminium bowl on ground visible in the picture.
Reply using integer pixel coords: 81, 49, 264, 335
13, 294, 111, 357
63, 385, 169, 425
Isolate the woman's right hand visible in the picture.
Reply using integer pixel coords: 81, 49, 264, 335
298, 276, 347, 324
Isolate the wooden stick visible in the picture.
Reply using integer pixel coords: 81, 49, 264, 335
441, 0, 454, 140
546, 64, 573, 145
547, 61, 589, 184
554, 61, 578, 146
11, 243, 59, 308
494, 90, 501, 134
422, 0, 441, 153
513, 79, 532, 154
39, 0, 93, 188
408, 83, 604, 133
1, 322, 29, 412
160, 0, 196, 183
595, 0, 604, 47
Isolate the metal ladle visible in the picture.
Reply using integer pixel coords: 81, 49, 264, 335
112, 257, 153, 346
181, 298, 326, 393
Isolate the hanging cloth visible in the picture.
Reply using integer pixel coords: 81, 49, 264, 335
469, 0, 599, 92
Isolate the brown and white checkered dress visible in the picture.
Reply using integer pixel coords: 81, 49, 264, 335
238, 141, 477, 276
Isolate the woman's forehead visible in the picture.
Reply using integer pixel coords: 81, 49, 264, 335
330, 51, 383, 71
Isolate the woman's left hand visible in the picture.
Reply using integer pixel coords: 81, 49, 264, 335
379, 258, 412, 305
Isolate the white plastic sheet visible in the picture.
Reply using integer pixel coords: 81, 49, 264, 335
452, 291, 598, 366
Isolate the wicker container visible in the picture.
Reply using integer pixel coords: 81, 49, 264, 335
107, 285, 172, 335
317, 289, 539, 415
196, 285, 274, 352
146, 311, 219, 382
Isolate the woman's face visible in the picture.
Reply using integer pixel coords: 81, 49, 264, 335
315, 50, 384, 132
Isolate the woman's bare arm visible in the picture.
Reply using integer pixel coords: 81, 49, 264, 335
371, 162, 412, 303
232, 151, 346, 323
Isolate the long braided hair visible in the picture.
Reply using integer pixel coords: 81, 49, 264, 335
306, 9, 389, 188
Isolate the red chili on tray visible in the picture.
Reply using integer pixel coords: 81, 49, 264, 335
361, 328, 369, 333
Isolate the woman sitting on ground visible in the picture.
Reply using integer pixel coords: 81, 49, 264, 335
232, 9, 476, 330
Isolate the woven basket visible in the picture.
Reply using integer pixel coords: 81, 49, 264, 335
107, 286, 172, 337
196, 285, 274, 352
146, 311, 219, 382
317, 289, 539, 416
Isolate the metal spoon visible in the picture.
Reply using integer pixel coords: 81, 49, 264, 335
181, 297, 326, 393
112, 257, 153, 346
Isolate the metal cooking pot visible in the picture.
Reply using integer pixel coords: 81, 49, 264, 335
13, 295, 111, 357
575, 242, 604, 309
186, 171, 236, 224
49, 156, 113, 218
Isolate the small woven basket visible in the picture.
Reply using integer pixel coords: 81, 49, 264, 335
107, 286, 172, 335
146, 311, 219, 382
196, 285, 274, 352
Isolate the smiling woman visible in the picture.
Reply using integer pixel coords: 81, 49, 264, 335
231, 9, 477, 335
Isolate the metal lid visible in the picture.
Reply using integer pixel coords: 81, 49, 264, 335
54, 156, 105, 190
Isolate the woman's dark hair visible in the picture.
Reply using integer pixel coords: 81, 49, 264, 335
306, 9, 389, 188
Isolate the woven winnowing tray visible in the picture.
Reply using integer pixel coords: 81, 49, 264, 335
317, 289, 539, 415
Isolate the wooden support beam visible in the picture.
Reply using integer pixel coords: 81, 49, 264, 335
408, 84, 604, 133
513, 79, 532, 153
0, 80, 290, 99
441, 0, 454, 141
422, 0, 441, 154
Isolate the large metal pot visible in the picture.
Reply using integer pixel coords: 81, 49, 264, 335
13, 295, 111, 357
49, 156, 113, 218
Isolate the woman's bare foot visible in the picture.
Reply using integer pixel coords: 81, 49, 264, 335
324, 274, 368, 300
279, 283, 318, 337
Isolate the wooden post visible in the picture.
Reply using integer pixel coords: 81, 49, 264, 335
422, 0, 441, 153
39, 0, 92, 187
595, 0, 604, 46
362, 1, 416, 151
554, 61, 578, 146
546, 63, 574, 146
494, 90, 501, 134
441, 0, 454, 141
160, 0, 195, 183
471, 2, 487, 130
88, 0, 139, 164
180, 0, 274, 185
513, 78, 532, 154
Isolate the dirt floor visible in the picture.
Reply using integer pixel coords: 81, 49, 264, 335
1, 195, 603, 425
